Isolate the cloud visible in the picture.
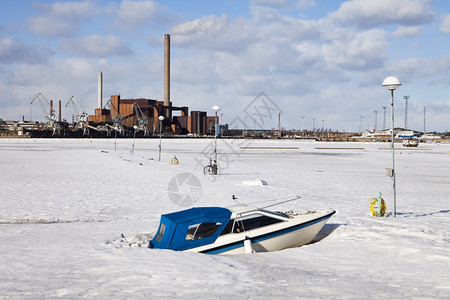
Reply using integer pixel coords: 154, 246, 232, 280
115, 0, 161, 29
27, 0, 98, 38
387, 57, 435, 80
297, 0, 315, 8
171, 10, 322, 54
27, 15, 78, 38
164, 6, 403, 131
59, 35, 132, 57
427, 102, 450, 114
171, 9, 387, 77
250, 0, 315, 10
171, 14, 258, 53
34, 0, 97, 17
27, 0, 169, 37
171, 14, 230, 36
330, 0, 435, 28
440, 14, 450, 34
4, 0, 449, 131
384, 55, 450, 89
394, 25, 422, 37
0, 38, 52, 64
3, 56, 148, 120
252, 0, 290, 7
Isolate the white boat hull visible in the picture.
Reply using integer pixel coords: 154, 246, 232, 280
188, 210, 334, 255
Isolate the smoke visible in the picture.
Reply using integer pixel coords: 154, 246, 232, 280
171, 15, 230, 36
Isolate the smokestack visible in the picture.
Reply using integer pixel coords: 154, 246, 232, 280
98, 72, 103, 109
59, 100, 62, 122
50, 100, 53, 115
164, 34, 170, 116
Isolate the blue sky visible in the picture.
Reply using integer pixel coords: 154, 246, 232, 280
1, 0, 450, 132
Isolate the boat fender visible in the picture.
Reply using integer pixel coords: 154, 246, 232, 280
368, 193, 387, 217
244, 236, 253, 254
170, 155, 180, 165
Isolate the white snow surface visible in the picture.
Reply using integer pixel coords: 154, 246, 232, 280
0, 138, 449, 299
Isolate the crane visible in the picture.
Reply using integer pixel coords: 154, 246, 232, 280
104, 99, 124, 136
131, 102, 149, 136
31, 93, 61, 135
65, 96, 90, 136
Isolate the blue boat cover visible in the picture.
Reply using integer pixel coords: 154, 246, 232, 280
149, 207, 232, 251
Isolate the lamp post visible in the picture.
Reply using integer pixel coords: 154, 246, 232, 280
382, 75, 401, 217
374, 110, 378, 131
404, 95, 409, 129
244, 116, 247, 137
359, 115, 365, 133
114, 127, 117, 151
158, 115, 164, 161
212, 105, 220, 175
131, 125, 138, 155
423, 106, 426, 134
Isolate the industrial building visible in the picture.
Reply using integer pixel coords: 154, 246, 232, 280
85, 34, 219, 136
88, 94, 217, 136
20, 34, 219, 137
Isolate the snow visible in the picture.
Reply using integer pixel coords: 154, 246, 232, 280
1, 138, 449, 299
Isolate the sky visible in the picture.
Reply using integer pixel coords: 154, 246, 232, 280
1, 0, 450, 133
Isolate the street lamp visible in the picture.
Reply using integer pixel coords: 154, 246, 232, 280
212, 105, 220, 175
131, 125, 138, 155
382, 75, 401, 217
244, 116, 247, 137
158, 115, 164, 161
114, 126, 117, 151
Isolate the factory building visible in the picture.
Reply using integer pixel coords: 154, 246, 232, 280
86, 33, 218, 136
87, 95, 216, 136
22, 33, 219, 137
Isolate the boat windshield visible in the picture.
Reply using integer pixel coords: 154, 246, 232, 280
220, 213, 284, 235
186, 222, 223, 240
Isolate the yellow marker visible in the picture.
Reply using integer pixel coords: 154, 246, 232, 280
369, 193, 386, 217
170, 155, 180, 165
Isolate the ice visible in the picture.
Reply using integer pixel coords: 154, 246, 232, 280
0, 138, 449, 298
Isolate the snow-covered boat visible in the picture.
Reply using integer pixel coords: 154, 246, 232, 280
402, 139, 419, 147
149, 200, 335, 254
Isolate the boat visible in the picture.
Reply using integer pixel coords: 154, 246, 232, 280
148, 198, 335, 254
396, 130, 421, 139
421, 133, 442, 141
402, 139, 419, 147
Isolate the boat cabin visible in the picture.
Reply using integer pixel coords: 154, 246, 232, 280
149, 207, 232, 251
149, 206, 290, 251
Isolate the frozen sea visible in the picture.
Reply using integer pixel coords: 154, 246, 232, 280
0, 138, 449, 299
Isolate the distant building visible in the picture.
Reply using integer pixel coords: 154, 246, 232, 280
88, 95, 216, 136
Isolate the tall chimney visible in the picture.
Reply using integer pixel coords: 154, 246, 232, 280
98, 72, 103, 109
58, 100, 62, 122
164, 34, 170, 117
50, 100, 53, 115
